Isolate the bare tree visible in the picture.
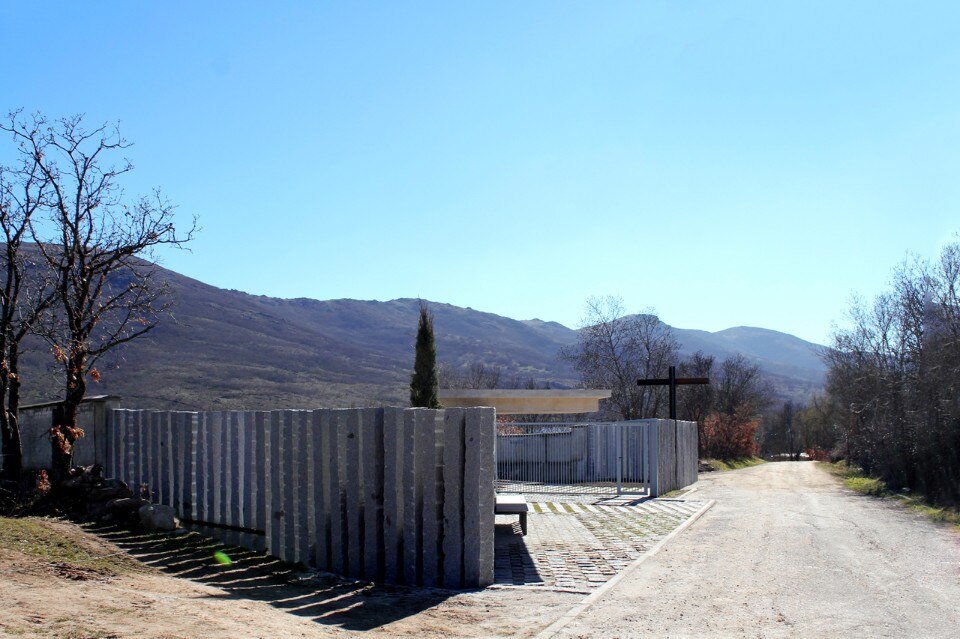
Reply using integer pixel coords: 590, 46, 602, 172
5, 112, 194, 482
0, 113, 57, 483
560, 296, 679, 420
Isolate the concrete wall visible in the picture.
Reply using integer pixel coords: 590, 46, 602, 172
18, 396, 122, 471
105, 406, 495, 589
650, 419, 698, 496
495, 419, 697, 496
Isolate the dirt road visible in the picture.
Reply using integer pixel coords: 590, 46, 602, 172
548, 462, 960, 638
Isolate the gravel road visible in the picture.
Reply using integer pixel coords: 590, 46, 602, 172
549, 462, 960, 638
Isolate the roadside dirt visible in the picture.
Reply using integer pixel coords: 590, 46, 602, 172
548, 462, 960, 638
0, 518, 576, 639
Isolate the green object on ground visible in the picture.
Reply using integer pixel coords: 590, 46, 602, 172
213, 550, 232, 565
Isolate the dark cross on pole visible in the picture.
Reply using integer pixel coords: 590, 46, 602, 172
636, 366, 710, 420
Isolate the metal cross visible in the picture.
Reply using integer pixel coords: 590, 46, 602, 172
636, 366, 710, 420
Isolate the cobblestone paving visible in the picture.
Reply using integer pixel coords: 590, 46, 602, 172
494, 499, 708, 591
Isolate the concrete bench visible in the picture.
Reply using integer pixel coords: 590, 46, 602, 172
495, 493, 529, 535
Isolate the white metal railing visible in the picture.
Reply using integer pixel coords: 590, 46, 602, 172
495, 421, 654, 496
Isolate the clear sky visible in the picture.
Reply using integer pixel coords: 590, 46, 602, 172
3, 2, 958, 345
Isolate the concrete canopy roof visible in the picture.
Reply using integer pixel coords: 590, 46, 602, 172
437, 389, 612, 415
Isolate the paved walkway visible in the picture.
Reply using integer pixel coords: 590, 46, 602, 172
547, 463, 960, 638
494, 498, 709, 591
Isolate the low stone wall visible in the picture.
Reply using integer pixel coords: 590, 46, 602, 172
105, 407, 495, 588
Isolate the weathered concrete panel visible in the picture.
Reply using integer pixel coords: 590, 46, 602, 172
361, 408, 384, 581
381, 407, 404, 584
266, 410, 282, 555
295, 411, 311, 565
418, 410, 442, 587
311, 409, 331, 570
441, 408, 465, 589
327, 410, 345, 575
254, 411, 267, 532
341, 410, 362, 577
463, 407, 495, 587
401, 409, 421, 586
280, 410, 296, 563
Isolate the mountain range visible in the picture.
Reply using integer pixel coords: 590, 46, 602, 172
18, 262, 827, 410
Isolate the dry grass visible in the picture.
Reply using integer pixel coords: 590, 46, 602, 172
819, 462, 960, 530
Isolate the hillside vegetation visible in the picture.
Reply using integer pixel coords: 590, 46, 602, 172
15, 261, 826, 411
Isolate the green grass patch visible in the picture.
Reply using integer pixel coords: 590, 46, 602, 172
818, 462, 960, 530
0, 516, 144, 575
702, 457, 766, 472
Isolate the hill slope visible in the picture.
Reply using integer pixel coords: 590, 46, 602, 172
18, 262, 826, 409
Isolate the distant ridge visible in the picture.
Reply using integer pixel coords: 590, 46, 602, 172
16, 261, 826, 410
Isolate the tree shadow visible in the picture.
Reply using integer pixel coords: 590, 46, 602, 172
84, 522, 456, 631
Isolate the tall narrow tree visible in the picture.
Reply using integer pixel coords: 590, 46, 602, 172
410, 302, 441, 408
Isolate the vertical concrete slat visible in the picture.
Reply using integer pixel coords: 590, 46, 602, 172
207, 411, 221, 525
219, 411, 229, 525
170, 413, 182, 514
294, 411, 310, 565
381, 408, 404, 584
418, 410, 442, 587
266, 411, 281, 555
343, 410, 362, 578
162, 412, 173, 507
402, 409, 421, 586
475, 407, 495, 587
362, 408, 385, 581
240, 411, 254, 530
254, 411, 267, 532
313, 409, 332, 571
442, 408, 465, 589
305, 410, 318, 567
150, 411, 161, 503
328, 410, 345, 575
281, 410, 296, 563
131, 411, 142, 495
229, 412, 241, 528
463, 407, 495, 587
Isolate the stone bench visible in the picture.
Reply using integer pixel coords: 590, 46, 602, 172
495, 493, 529, 535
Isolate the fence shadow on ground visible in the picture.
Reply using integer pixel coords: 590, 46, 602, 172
494, 521, 544, 586
84, 523, 455, 632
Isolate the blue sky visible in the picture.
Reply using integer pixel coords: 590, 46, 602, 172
2, 1, 958, 345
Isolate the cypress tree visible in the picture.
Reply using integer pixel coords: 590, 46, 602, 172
410, 301, 441, 408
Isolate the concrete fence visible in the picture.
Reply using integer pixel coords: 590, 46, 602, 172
18, 395, 121, 471
496, 419, 698, 497
104, 407, 496, 589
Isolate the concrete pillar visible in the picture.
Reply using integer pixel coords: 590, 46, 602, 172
463, 407, 495, 587
381, 407, 404, 584
266, 410, 282, 555
361, 407, 385, 582
160, 412, 173, 507
209, 411, 223, 524
311, 409, 332, 570
225, 412, 238, 527
402, 409, 421, 586
280, 410, 296, 563
295, 411, 311, 565
342, 410, 362, 577
254, 411, 267, 532
187, 412, 199, 520
442, 408, 465, 589
418, 410, 442, 587
327, 410, 345, 575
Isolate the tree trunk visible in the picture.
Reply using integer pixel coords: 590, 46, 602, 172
50, 358, 86, 485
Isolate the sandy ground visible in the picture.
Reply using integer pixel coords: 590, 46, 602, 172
0, 519, 576, 639
548, 462, 960, 639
